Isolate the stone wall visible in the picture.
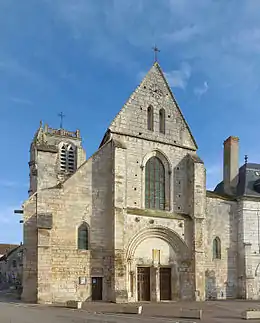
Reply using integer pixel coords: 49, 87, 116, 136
111, 131, 200, 301
29, 126, 86, 194
109, 62, 197, 151
205, 196, 237, 299
23, 140, 114, 304
0, 245, 23, 287
22, 194, 38, 302
107, 61, 207, 302
237, 199, 260, 300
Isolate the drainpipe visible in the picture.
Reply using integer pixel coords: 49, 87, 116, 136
258, 207, 260, 254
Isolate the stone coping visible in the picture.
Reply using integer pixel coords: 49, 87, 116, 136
126, 207, 190, 220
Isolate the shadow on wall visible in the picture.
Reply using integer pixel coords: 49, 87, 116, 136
89, 142, 115, 303
205, 269, 217, 300
173, 157, 189, 215
226, 203, 238, 299
205, 203, 238, 300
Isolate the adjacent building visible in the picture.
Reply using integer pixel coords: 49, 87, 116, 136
0, 244, 23, 288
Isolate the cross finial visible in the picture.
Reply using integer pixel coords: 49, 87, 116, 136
245, 155, 248, 164
152, 45, 160, 62
58, 112, 65, 129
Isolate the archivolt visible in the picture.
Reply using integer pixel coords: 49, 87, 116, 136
141, 149, 172, 173
126, 225, 190, 261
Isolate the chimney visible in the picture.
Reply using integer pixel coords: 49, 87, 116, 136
223, 136, 239, 195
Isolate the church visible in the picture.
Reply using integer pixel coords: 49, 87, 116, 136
21, 61, 260, 304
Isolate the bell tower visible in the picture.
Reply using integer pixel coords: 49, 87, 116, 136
28, 121, 86, 195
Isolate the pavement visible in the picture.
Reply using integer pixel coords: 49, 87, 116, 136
1, 296, 260, 323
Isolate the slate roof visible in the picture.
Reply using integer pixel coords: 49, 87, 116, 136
0, 244, 19, 257
214, 163, 260, 198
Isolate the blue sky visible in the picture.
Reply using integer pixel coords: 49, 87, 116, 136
1, 0, 260, 243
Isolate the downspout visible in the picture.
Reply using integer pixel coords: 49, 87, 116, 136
254, 205, 260, 276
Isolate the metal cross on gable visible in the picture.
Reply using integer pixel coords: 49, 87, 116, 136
152, 45, 160, 62
58, 112, 65, 129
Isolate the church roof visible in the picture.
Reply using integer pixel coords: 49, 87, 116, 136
0, 244, 19, 257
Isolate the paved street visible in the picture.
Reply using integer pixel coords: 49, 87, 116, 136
0, 302, 181, 323
2, 299, 260, 323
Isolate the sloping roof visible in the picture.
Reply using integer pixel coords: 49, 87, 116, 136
0, 244, 19, 256
214, 162, 260, 198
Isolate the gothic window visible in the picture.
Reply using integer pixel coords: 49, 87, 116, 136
145, 157, 165, 210
59, 143, 76, 173
147, 106, 154, 131
78, 223, 89, 250
159, 108, 165, 134
213, 237, 221, 259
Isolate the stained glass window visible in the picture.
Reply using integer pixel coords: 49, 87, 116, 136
145, 157, 165, 210
78, 223, 89, 250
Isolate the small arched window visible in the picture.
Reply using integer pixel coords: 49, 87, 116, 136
78, 223, 89, 250
159, 108, 165, 134
145, 157, 165, 210
147, 106, 154, 131
213, 237, 221, 259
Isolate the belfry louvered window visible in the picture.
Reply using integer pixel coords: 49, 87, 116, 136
67, 146, 75, 173
145, 157, 165, 210
60, 145, 67, 172
59, 144, 76, 173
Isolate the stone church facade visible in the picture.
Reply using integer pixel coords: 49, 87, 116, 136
21, 62, 260, 304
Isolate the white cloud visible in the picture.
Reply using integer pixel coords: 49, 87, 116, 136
137, 62, 191, 89
10, 97, 33, 106
165, 62, 191, 89
162, 25, 201, 43
194, 81, 209, 97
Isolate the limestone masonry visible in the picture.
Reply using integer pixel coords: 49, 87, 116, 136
21, 62, 260, 304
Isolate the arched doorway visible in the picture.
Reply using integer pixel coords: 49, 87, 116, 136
126, 226, 192, 302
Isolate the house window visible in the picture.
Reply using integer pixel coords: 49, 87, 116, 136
145, 157, 165, 210
60, 144, 76, 173
147, 106, 154, 131
78, 223, 89, 250
213, 237, 221, 259
159, 108, 165, 134
12, 260, 17, 268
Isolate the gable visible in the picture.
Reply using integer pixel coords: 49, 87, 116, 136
108, 62, 197, 151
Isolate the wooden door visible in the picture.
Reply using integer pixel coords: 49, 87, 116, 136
160, 267, 171, 300
137, 267, 150, 301
92, 277, 102, 301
